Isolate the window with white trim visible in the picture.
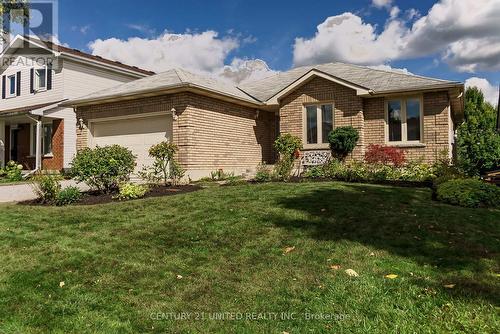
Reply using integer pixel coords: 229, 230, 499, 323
386, 97, 422, 143
35, 68, 47, 91
7, 74, 17, 97
305, 103, 334, 145
30, 123, 53, 155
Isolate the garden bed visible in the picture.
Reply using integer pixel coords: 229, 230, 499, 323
19, 184, 202, 206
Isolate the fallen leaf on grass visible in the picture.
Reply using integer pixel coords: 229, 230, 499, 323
283, 246, 295, 254
384, 274, 398, 279
345, 269, 359, 277
176, 275, 183, 280
330, 264, 341, 270
443, 284, 455, 289
369, 252, 375, 256
59, 281, 65, 288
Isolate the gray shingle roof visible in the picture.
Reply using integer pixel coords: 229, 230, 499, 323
67, 62, 462, 106
238, 62, 461, 102
69, 68, 259, 105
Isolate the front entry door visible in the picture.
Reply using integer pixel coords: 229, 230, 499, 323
10, 129, 19, 161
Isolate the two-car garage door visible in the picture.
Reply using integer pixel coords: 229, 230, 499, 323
91, 114, 172, 171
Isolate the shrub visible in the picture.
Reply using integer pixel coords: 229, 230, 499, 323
274, 134, 302, 180
436, 178, 500, 208
116, 183, 149, 200
328, 126, 359, 161
170, 160, 185, 185
55, 186, 81, 206
147, 141, 178, 185
31, 174, 61, 204
399, 163, 435, 182
209, 169, 235, 181
302, 165, 326, 179
254, 163, 273, 182
4, 160, 23, 181
365, 144, 406, 167
71, 145, 136, 193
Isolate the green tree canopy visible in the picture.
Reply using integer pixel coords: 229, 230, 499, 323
1, 1, 30, 42
456, 87, 500, 175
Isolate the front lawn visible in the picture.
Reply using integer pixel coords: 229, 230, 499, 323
0, 182, 498, 333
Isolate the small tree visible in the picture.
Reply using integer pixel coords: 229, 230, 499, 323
71, 145, 136, 193
274, 133, 302, 180
143, 141, 179, 186
328, 126, 359, 161
457, 87, 500, 175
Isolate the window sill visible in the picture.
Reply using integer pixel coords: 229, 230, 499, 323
303, 144, 330, 150
27, 154, 54, 158
387, 142, 426, 148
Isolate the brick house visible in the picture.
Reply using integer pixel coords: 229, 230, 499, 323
66, 62, 464, 180
0, 35, 153, 171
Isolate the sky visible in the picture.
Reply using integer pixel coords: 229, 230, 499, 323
29, 0, 500, 104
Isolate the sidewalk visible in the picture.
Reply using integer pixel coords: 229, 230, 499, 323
0, 180, 88, 203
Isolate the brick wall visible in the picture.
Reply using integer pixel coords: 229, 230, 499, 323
363, 91, 450, 163
75, 92, 275, 174
279, 76, 364, 160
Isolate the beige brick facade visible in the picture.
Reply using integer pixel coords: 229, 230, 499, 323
75, 92, 275, 178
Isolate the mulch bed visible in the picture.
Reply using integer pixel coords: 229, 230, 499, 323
18, 184, 202, 206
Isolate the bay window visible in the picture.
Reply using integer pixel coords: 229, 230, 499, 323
304, 103, 334, 146
386, 97, 422, 144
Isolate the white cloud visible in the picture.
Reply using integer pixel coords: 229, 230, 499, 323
465, 77, 499, 106
389, 6, 400, 19
293, 0, 500, 73
88, 30, 275, 84
405, 8, 420, 20
126, 24, 156, 36
372, 0, 392, 8
71, 25, 91, 35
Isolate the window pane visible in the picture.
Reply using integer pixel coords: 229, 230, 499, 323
321, 104, 333, 143
306, 105, 317, 144
406, 99, 420, 141
43, 124, 52, 154
388, 100, 402, 142
37, 69, 46, 88
9, 76, 15, 94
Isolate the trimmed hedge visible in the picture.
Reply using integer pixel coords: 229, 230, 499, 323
436, 178, 500, 208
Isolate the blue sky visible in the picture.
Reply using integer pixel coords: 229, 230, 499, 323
52, 0, 500, 103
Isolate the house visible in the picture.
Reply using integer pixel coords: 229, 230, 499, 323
65, 62, 464, 180
0, 35, 154, 171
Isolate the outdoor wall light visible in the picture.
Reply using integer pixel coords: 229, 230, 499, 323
78, 118, 84, 130
171, 108, 178, 121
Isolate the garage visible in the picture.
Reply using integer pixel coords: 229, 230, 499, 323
90, 113, 172, 171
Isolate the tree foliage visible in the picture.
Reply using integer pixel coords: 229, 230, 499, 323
1, 1, 30, 42
328, 126, 359, 161
456, 87, 500, 175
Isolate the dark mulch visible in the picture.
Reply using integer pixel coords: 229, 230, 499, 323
18, 184, 202, 206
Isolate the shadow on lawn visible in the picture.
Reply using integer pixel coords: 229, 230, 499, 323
268, 183, 500, 305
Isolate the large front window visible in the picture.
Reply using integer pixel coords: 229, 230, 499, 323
386, 97, 422, 143
35, 68, 47, 90
31, 123, 53, 155
305, 103, 334, 145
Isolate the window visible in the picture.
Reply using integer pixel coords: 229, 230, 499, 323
31, 123, 53, 156
386, 97, 422, 143
35, 68, 47, 90
305, 103, 334, 146
7, 74, 16, 97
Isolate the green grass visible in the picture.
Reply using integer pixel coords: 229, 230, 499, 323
0, 182, 499, 333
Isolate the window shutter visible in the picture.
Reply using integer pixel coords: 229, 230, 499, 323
16, 71, 21, 96
30, 68, 34, 93
47, 66, 52, 90
1, 75, 5, 99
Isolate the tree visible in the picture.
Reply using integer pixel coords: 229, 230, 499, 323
328, 126, 359, 161
1, 1, 30, 43
456, 87, 500, 176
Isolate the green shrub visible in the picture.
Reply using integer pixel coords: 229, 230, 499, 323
31, 174, 61, 204
208, 169, 235, 181
170, 160, 185, 185
274, 134, 302, 180
436, 178, 500, 208
302, 165, 326, 179
71, 145, 136, 193
55, 186, 81, 206
328, 126, 359, 161
254, 163, 273, 182
146, 141, 178, 185
116, 183, 149, 200
4, 160, 23, 181
399, 163, 435, 182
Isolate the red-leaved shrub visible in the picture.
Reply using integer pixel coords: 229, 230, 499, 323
364, 144, 406, 167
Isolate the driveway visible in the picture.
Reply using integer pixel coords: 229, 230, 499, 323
0, 180, 88, 203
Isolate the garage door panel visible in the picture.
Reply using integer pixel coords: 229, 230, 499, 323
91, 115, 172, 171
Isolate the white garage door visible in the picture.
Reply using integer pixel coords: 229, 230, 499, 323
91, 114, 172, 171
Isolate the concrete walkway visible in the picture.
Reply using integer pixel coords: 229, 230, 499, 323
0, 180, 88, 203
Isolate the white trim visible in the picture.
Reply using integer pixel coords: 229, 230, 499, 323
33, 66, 48, 92
29, 121, 53, 156
6, 74, 17, 98
302, 102, 334, 149
384, 95, 424, 145
267, 70, 371, 104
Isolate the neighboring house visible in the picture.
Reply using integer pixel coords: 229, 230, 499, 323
65, 62, 464, 180
0, 35, 154, 170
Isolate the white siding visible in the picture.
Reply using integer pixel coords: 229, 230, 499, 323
46, 106, 76, 168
